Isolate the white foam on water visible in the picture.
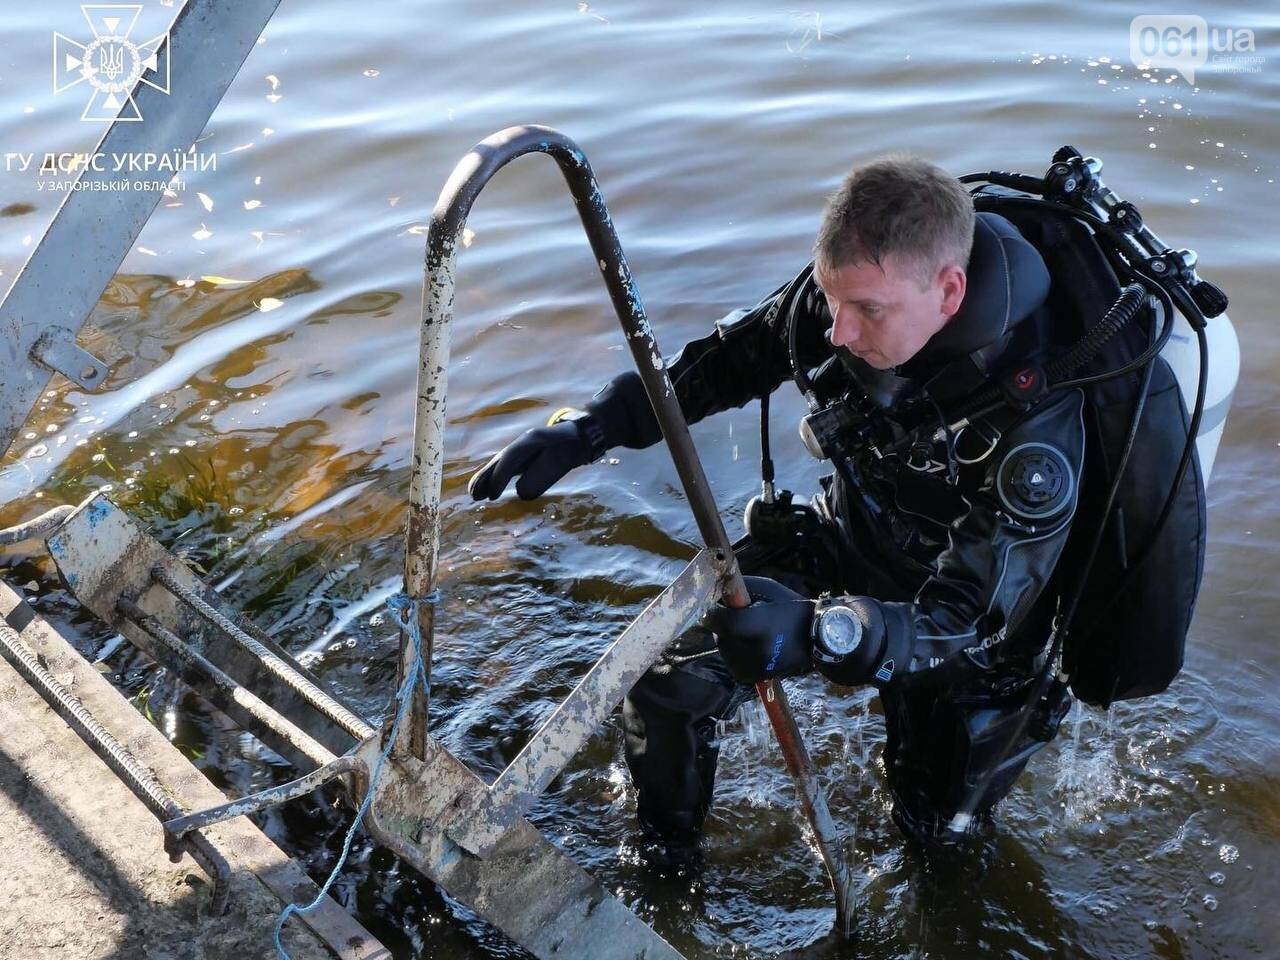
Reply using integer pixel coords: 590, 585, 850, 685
1053, 705, 1123, 827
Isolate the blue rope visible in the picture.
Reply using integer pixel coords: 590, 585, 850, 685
273, 589, 436, 959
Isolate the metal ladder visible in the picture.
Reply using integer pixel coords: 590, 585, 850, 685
0, 2, 856, 954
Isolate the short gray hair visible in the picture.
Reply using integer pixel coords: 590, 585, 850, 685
814, 155, 975, 286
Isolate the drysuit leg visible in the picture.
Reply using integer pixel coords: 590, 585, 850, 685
620, 635, 749, 847
621, 503, 847, 848
880, 672, 1072, 842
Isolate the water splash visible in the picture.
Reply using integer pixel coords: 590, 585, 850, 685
1053, 704, 1122, 826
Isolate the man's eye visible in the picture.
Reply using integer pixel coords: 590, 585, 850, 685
861, 304, 883, 318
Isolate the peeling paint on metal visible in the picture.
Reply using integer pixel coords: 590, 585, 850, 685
86, 496, 112, 530
359, 735, 687, 960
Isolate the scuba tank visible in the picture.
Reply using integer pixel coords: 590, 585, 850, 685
963, 148, 1237, 707
752, 146, 1239, 709
964, 150, 1239, 480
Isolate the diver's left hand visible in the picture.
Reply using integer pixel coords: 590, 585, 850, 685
700, 576, 815, 684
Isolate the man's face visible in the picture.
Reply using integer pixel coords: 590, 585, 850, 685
814, 253, 967, 370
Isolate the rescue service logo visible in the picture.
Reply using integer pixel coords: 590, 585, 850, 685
52, 4, 170, 122
1129, 15, 1262, 84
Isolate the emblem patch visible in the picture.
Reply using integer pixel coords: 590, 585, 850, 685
995, 441, 1075, 522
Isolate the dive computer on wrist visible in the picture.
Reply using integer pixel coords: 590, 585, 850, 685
810, 596, 863, 665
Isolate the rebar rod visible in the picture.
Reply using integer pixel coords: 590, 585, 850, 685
117, 598, 337, 770
0, 620, 231, 913
151, 562, 374, 741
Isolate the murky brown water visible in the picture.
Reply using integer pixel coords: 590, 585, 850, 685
2, 1, 1278, 957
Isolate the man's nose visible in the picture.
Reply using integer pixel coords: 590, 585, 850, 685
830, 306, 861, 347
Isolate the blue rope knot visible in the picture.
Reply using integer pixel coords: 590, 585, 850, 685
273, 589, 436, 958
386, 588, 441, 615
386, 590, 434, 705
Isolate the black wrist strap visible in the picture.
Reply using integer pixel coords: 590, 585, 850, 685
549, 406, 609, 460
577, 415, 608, 461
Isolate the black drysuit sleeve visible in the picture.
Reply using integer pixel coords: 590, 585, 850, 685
582, 275, 832, 449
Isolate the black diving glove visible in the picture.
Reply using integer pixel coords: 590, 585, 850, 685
700, 576, 816, 684
703, 577, 897, 688
468, 370, 661, 501
467, 414, 599, 501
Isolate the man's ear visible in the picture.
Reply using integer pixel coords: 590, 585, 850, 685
938, 264, 967, 318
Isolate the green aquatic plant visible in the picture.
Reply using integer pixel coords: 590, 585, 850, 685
60, 448, 249, 575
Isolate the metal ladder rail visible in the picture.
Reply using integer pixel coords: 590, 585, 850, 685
400, 124, 855, 922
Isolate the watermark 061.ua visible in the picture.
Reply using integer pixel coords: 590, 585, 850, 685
1129, 15, 1263, 84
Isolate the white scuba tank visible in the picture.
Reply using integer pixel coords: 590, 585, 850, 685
1158, 307, 1239, 484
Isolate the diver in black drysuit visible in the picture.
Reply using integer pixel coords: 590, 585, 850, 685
469, 212, 1084, 855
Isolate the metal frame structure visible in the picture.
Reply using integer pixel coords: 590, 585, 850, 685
0, 0, 858, 949
401, 125, 855, 915
19, 125, 861, 955
42, 491, 700, 958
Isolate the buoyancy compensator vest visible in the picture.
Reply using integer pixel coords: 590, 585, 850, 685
765, 147, 1231, 709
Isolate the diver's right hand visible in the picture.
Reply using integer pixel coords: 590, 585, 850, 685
467, 411, 603, 501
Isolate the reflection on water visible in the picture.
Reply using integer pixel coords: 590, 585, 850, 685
2, 0, 1278, 957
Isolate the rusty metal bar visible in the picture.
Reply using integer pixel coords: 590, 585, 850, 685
758, 680, 855, 923
0, 619, 231, 914
151, 561, 375, 741
447, 549, 722, 857
164, 754, 366, 842
117, 597, 338, 770
409, 125, 854, 918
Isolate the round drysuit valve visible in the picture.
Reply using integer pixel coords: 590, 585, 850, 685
995, 441, 1075, 523
999, 362, 1049, 408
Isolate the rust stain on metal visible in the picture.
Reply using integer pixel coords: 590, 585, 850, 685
359, 736, 686, 960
